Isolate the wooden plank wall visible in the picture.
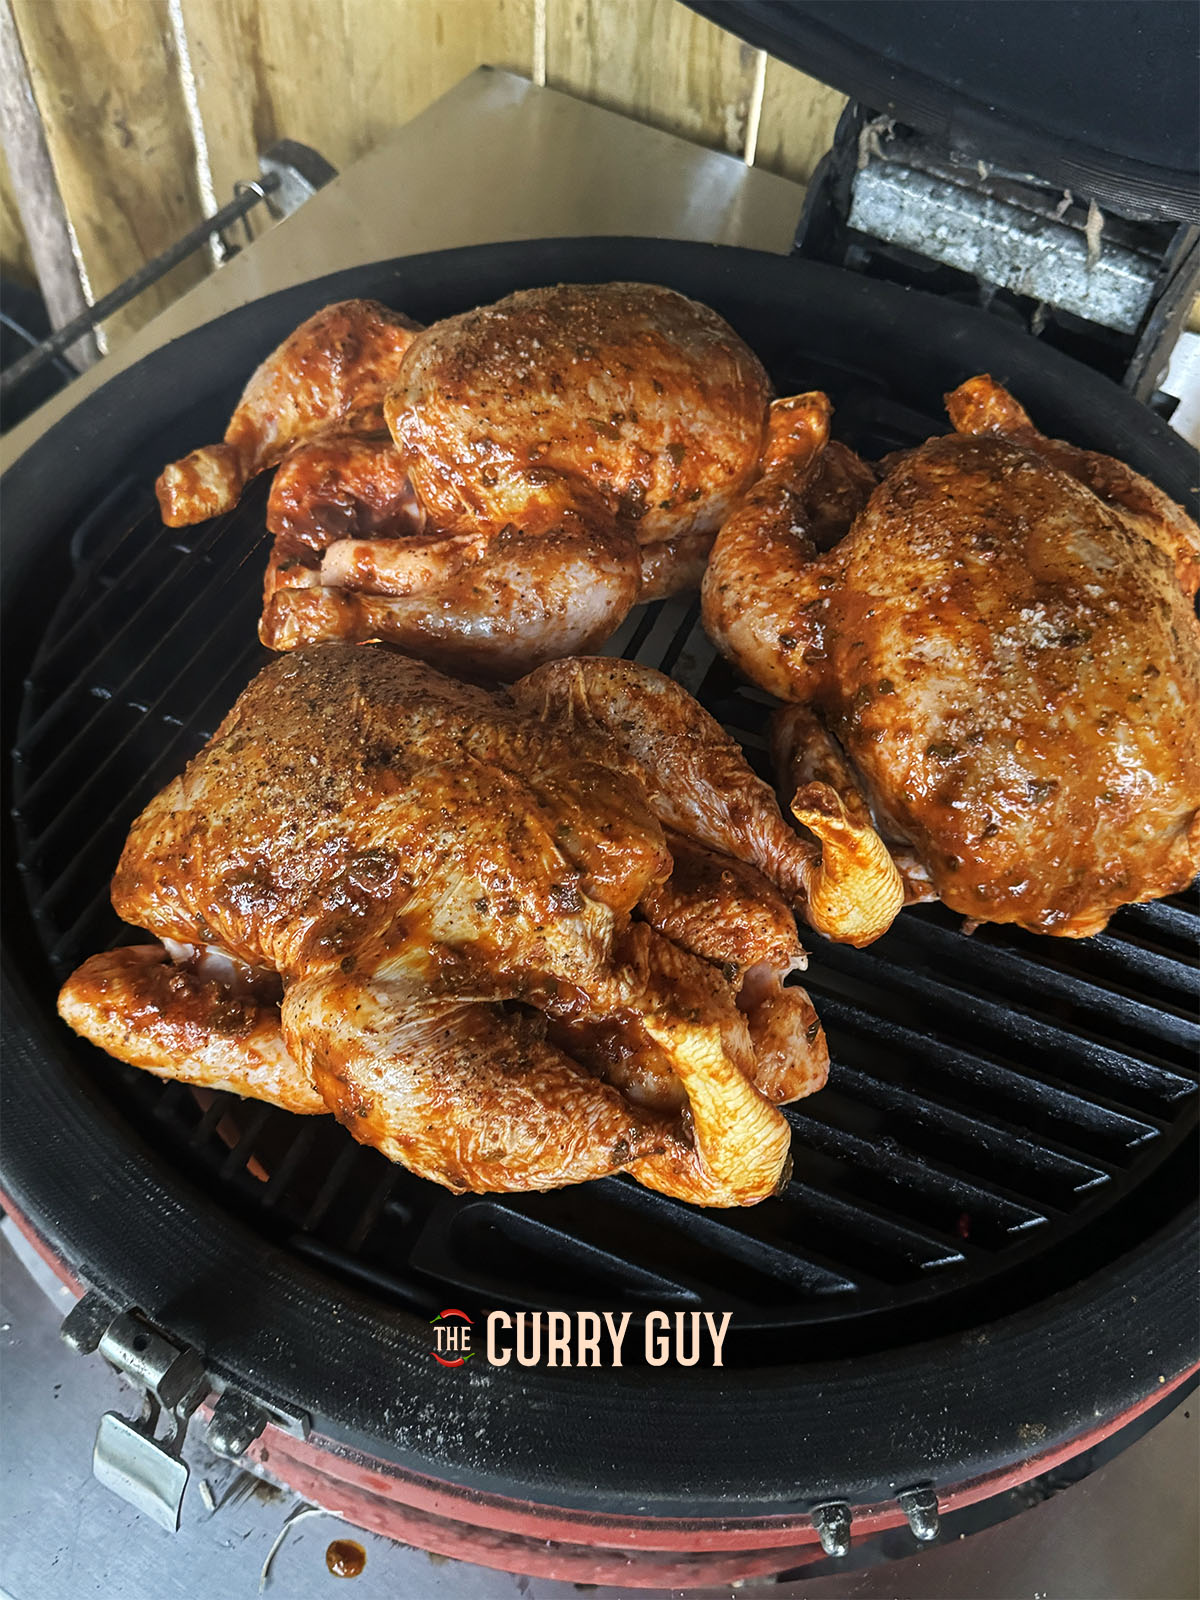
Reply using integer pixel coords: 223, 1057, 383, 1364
2, 0, 844, 345
8, 0, 210, 346
545, 0, 759, 158
1, 146, 35, 283
177, 0, 537, 212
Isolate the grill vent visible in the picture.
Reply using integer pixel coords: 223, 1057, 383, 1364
11, 385, 1198, 1362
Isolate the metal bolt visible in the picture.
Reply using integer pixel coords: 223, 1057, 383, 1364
207, 1390, 270, 1461
810, 1499, 852, 1558
897, 1483, 941, 1542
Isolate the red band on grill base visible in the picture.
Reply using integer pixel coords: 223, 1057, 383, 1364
1, 1185, 1195, 1587
236, 1369, 1196, 1585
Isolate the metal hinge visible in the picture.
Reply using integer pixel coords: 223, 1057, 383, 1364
795, 105, 1199, 403
60, 1289, 309, 1531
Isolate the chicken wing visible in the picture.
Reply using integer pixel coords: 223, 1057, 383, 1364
58, 943, 323, 1114
156, 300, 421, 526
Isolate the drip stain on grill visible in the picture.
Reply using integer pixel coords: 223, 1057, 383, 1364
9, 346, 1198, 1369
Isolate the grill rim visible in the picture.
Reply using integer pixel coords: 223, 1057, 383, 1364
4, 958, 1196, 1517
2, 237, 1198, 1515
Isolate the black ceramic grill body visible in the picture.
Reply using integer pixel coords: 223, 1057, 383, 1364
2, 240, 1197, 1518
690, 2, 1200, 400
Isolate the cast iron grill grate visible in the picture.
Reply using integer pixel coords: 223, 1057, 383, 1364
10, 375, 1198, 1362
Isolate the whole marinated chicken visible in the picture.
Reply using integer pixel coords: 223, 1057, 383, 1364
703, 375, 1200, 937
157, 284, 771, 677
58, 646, 850, 1206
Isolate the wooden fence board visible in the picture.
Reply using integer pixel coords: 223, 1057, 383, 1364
1, 145, 36, 282
10, 0, 208, 346
755, 55, 845, 186
545, 0, 759, 157
179, 0, 536, 210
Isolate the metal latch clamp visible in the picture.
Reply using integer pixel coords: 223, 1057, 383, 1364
62, 1292, 207, 1531
60, 1289, 309, 1531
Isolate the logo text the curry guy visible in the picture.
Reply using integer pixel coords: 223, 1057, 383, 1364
431, 1310, 733, 1368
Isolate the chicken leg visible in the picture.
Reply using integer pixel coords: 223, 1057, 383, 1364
261, 508, 642, 677
156, 300, 421, 526
513, 656, 903, 946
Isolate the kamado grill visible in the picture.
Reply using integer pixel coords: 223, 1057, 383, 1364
2, 4, 1198, 1591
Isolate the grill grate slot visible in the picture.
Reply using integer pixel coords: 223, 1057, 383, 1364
189, 1091, 237, 1147
19, 519, 267, 836
810, 938, 1195, 1119
874, 909, 1198, 1064
1106, 902, 1200, 972
260, 1121, 321, 1208
780, 1181, 968, 1279
815, 998, 1166, 1165
302, 1141, 364, 1233
410, 1198, 713, 1307
783, 1112, 1047, 1248
288, 1233, 442, 1316
20, 491, 259, 755
33, 637, 263, 919
217, 1101, 274, 1179
12, 353, 1196, 1355
988, 923, 1198, 1016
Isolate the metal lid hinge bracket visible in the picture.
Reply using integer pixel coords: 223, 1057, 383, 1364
61, 1292, 208, 1531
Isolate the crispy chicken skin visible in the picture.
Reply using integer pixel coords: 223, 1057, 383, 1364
158, 284, 771, 677
702, 376, 1200, 937
58, 645, 829, 1205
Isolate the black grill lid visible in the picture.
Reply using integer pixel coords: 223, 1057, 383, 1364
689, 1, 1200, 221
2, 239, 1197, 1515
